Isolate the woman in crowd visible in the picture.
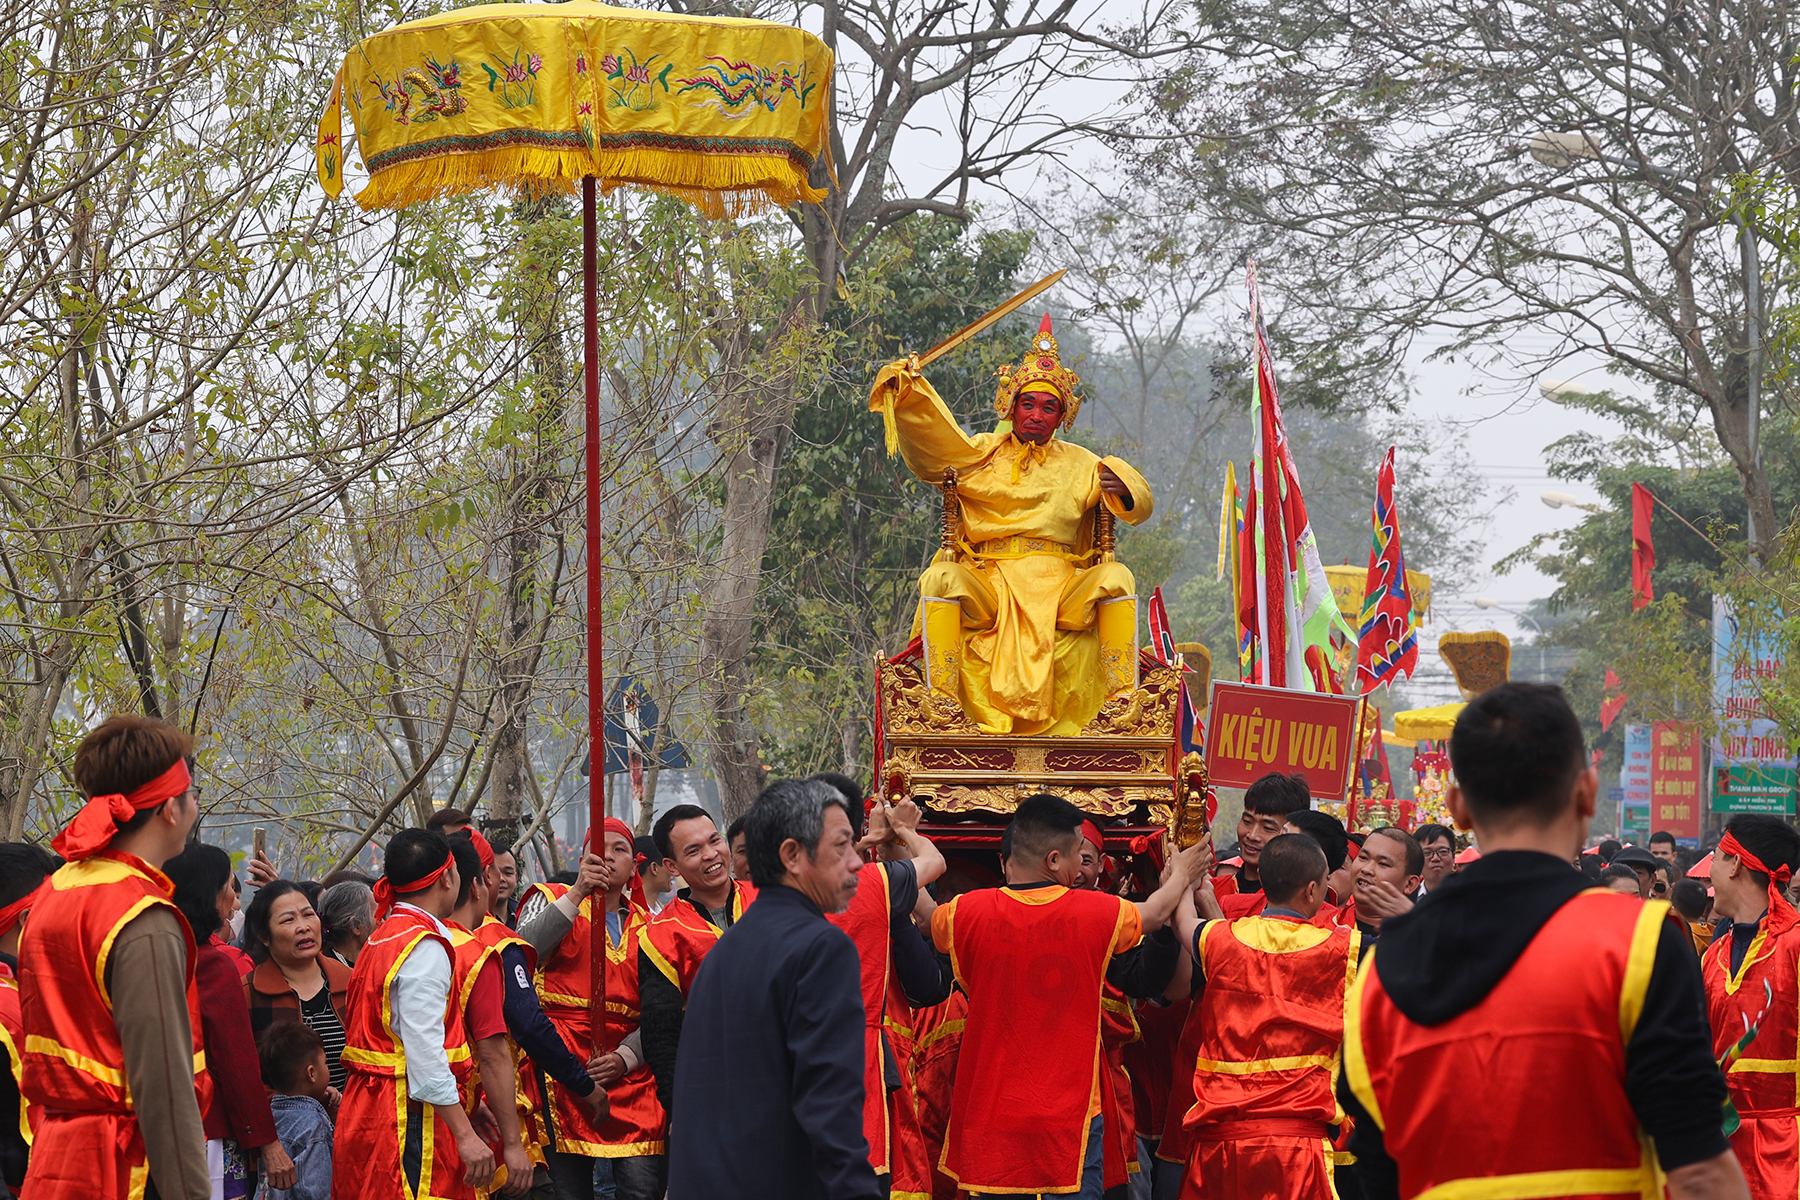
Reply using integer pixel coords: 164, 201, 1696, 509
166, 845, 296, 1200
243, 880, 352, 1092
316, 880, 375, 967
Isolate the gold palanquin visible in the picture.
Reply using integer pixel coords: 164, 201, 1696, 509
317, 1, 834, 215
876, 651, 1207, 832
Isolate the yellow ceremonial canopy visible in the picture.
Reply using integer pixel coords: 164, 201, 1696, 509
1393, 703, 1465, 742
316, 0, 834, 216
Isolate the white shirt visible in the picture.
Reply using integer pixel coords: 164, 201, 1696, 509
389, 903, 459, 1107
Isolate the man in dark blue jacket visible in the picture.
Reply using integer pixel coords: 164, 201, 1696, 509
667, 779, 881, 1200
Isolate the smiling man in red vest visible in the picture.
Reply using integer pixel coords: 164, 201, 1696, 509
18, 715, 212, 1200
1703, 813, 1800, 1200
931, 793, 1203, 1199
1341, 683, 1746, 1200
638, 805, 756, 1116
334, 828, 497, 1199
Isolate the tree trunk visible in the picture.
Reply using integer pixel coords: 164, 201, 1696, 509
699, 371, 799, 821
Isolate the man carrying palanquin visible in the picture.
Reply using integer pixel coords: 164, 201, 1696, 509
870, 315, 1155, 735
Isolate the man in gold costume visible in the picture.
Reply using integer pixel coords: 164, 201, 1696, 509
870, 315, 1154, 735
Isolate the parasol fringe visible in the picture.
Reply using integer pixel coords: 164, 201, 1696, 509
355, 144, 827, 217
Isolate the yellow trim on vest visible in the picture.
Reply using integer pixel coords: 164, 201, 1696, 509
0, 1023, 28, 1145
1193, 1053, 1337, 1075
1229, 914, 1333, 953
94, 895, 167, 1013
556, 1136, 667, 1158
1723, 924, 1771, 996
1413, 1164, 1653, 1200
341, 1045, 406, 1068
914, 1018, 966, 1054
25, 1033, 125, 1085
1729, 1057, 1800, 1073
1341, 963, 1383, 1131
637, 927, 682, 989
1618, 901, 1668, 1043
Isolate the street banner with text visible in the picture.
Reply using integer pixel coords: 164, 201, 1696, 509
1650, 720, 1703, 842
1712, 596, 1796, 814
1206, 682, 1362, 799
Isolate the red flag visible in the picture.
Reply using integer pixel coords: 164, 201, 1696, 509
1354, 447, 1419, 692
1600, 695, 1627, 731
1631, 483, 1655, 610
1600, 666, 1627, 731
1148, 586, 1176, 666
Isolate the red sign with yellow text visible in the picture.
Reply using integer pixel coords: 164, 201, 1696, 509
1650, 720, 1703, 840
1205, 682, 1362, 800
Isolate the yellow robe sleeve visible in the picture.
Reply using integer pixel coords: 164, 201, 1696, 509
868, 361, 990, 483
1097, 454, 1154, 525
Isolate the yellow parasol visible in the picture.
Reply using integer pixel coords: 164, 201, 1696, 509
317, 0, 832, 214
317, 0, 833, 1051
1393, 702, 1465, 742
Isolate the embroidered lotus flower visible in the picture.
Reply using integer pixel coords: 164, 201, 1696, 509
504, 62, 528, 82
601, 54, 620, 73
528, 53, 542, 74
625, 63, 650, 83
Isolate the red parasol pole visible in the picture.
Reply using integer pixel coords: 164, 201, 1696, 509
583, 176, 606, 1051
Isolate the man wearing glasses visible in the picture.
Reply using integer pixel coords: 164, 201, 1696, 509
1413, 824, 1456, 899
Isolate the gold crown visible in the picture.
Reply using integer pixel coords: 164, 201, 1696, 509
994, 313, 1083, 430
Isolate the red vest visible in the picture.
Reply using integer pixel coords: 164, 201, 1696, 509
334, 906, 476, 1200
1125, 995, 1189, 1144
19, 852, 212, 1200
885, 959, 931, 1200
449, 921, 515, 1197
936, 886, 1136, 1194
468, 915, 554, 1170
905, 992, 968, 1200
1185, 915, 1359, 1131
1346, 892, 1667, 1198
1702, 911, 1800, 1198
637, 882, 756, 998
826, 861, 900, 1174
0, 962, 32, 1150
537, 887, 664, 1157
1099, 983, 1139, 1189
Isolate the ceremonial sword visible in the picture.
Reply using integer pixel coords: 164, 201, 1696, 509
914, 268, 1067, 367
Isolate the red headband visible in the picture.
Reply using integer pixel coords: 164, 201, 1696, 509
373, 850, 454, 920
596, 818, 647, 912
465, 829, 495, 873
1080, 821, 1104, 853
53, 759, 192, 862
0, 881, 45, 941
1719, 831, 1796, 936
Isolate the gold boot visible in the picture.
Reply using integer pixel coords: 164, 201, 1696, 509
1097, 595, 1139, 697
922, 597, 965, 702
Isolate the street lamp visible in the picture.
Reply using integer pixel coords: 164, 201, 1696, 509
1542, 489, 1602, 512
1538, 379, 1590, 401
1474, 596, 1550, 681
1526, 130, 1763, 552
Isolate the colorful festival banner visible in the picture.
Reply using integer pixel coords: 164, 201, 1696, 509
1354, 446, 1418, 693
1240, 268, 1351, 690
1205, 681, 1362, 799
